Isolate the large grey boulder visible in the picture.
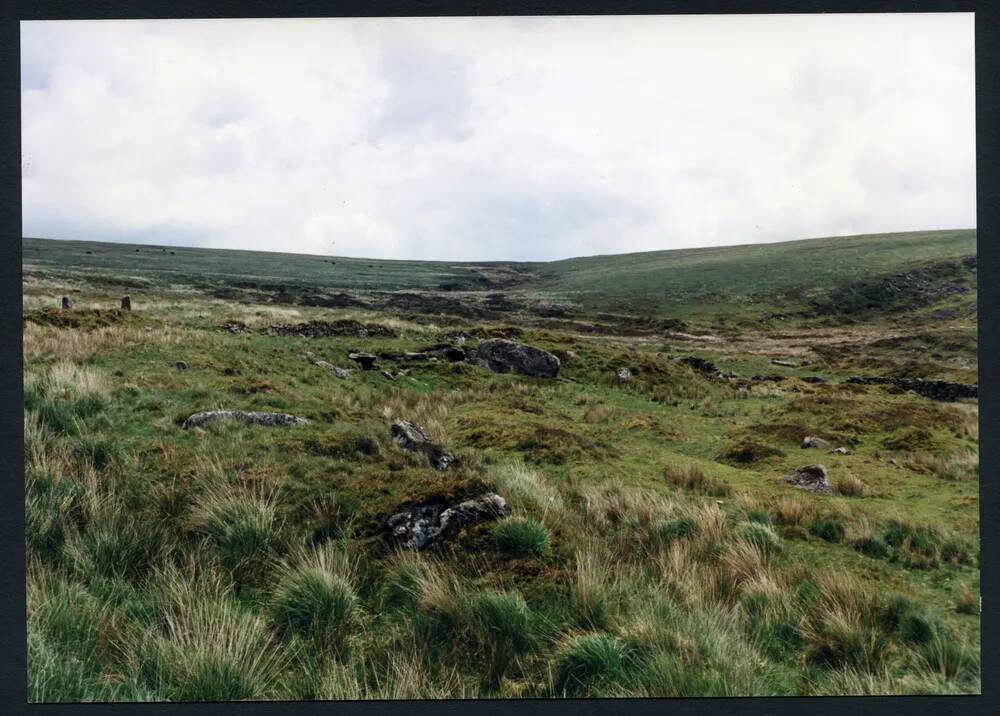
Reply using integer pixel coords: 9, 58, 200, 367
471, 339, 560, 378
181, 410, 308, 430
781, 464, 832, 494
387, 493, 510, 550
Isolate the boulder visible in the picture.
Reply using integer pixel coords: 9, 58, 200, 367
386, 493, 510, 550
315, 360, 352, 379
348, 352, 377, 370
471, 339, 560, 378
801, 436, 831, 449
390, 419, 456, 471
781, 464, 832, 494
181, 410, 308, 430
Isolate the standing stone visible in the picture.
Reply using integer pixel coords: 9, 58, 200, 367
121, 295, 132, 311
60, 296, 71, 311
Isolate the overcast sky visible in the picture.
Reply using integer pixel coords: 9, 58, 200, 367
21, 14, 975, 261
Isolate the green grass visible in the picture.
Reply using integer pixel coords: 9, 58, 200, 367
22, 229, 979, 700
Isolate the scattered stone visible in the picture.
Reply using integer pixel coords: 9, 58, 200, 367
423, 345, 467, 362
781, 464, 832, 494
845, 376, 977, 402
389, 419, 456, 470
381, 370, 397, 381
120, 295, 132, 311
801, 436, 831, 449
751, 374, 786, 383
771, 359, 797, 368
315, 360, 351, 379
616, 367, 633, 383
830, 447, 850, 455
181, 410, 308, 430
348, 352, 377, 370
267, 319, 396, 338
60, 296, 71, 311
175, 361, 189, 370
680, 356, 720, 375
471, 339, 560, 378
223, 322, 249, 334
386, 493, 510, 550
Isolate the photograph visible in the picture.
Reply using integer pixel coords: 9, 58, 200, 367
20, 13, 980, 701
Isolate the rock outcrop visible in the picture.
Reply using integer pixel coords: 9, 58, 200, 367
389, 419, 456, 471
781, 464, 832, 494
471, 339, 560, 378
181, 410, 308, 430
348, 352, 377, 370
386, 493, 510, 550
845, 376, 976, 402
801, 436, 831, 449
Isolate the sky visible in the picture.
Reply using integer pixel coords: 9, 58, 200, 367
21, 14, 976, 262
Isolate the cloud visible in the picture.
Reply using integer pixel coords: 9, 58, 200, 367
21, 14, 975, 261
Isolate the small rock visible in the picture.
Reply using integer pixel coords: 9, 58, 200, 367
616, 367, 633, 383
315, 360, 351, 379
830, 447, 850, 455
181, 410, 308, 430
175, 361, 189, 370
771, 359, 797, 368
801, 436, 831, 449
781, 464, 832, 494
403, 352, 429, 361
801, 376, 826, 384
348, 352, 377, 370
381, 370, 397, 381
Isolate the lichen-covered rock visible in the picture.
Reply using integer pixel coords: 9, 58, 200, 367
390, 420, 456, 471
181, 410, 308, 430
315, 360, 352, 379
616, 367, 633, 383
471, 339, 560, 378
386, 493, 510, 550
801, 436, 831, 449
781, 464, 832, 494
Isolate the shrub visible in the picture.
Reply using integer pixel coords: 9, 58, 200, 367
271, 564, 361, 658
492, 518, 551, 558
554, 632, 632, 696
809, 520, 845, 543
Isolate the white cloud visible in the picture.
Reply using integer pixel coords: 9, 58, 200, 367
21, 14, 975, 261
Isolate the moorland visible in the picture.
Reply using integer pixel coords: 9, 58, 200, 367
22, 228, 980, 700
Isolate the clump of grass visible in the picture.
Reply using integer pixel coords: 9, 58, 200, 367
737, 522, 782, 556
270, 544, 362, 659
906, 449, 978, 481
664, 464, 731, 496
491, 518, 551, 558
188, 487, 284, 588
380, 552, 435, 611
834, 474, 866, 497
809, 519, 845, 543
571, 549, 615, 630
852, 535, 892, 560
63, 515, 164, 585
771, 495, 817, 527
554, 632, 632, 696
468, 589, 534, 686
489, 461, 563, 515
954, 584, 979, 616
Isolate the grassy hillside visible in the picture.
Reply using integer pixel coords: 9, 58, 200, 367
22, 229, 979, 700
23, 229, 977, 323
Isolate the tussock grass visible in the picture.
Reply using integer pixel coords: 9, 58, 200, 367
664, 464, 731, 496
492, 518, 551, 558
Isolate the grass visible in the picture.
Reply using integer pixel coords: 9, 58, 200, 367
22, 230, 980, 700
